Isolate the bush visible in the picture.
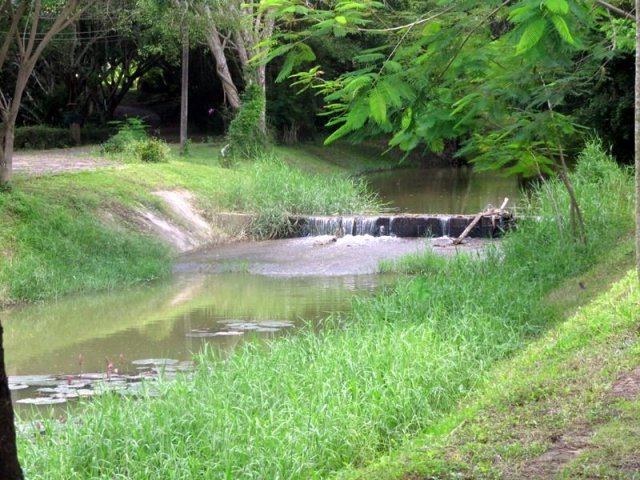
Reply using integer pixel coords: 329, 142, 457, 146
100, 117, 169, 163
101, 117, 148, 155
225, 84, 269, 160
134, 138, 170, 163
14, 125, 71, 150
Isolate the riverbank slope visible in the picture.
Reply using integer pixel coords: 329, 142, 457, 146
336, 241, 639, 480
0, 142, 386, 305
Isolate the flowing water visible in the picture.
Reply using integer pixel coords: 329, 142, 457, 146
4, 166, 519, 412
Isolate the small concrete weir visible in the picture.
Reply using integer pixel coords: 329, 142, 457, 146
289, 212, 514, 239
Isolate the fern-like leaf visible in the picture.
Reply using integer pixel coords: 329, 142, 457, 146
516, 17, 547, 54
543, 0, 569, 15
368, 88, 387, 125
550, 14, 575, 45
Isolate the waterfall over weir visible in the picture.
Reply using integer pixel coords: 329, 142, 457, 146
289, 213, 513, 239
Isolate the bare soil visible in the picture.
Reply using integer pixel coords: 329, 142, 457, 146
509, 364, 640, 480
13, 147, 117, 176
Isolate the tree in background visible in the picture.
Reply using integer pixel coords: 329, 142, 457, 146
192, 0, 276, 137
0, 0, 94, 186
266, 0, 634, 243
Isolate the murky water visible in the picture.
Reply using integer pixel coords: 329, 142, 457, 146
367, 167, 521, 214
4, 166, 514, 411
5, 270, 397, 409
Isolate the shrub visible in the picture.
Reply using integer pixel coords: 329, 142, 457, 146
134, 138, 170, 163
225, 84, 269, 160
14, 125, 70, 150
101, 117, 148, 155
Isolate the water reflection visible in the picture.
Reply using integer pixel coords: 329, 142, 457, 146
3, 273, 384, 378
367, 167, 521, 214
4, 273, 393, 409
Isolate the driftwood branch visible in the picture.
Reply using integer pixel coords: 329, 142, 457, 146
452, 198, 509, 245
595, 0, 634, 20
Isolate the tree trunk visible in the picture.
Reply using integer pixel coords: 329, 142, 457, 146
636, 0, 640, 280
0, 323, 23, 480
557, 166, 586, 246
180, 26, 189, 153
252, 15, 274, 137
205, 25, 241, 111
1, 65, 32, 186
0, 120, 15, 185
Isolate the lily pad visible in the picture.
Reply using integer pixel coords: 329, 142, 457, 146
259, 321, 295, 328
16, 397, 67, 406
8, 384, 29, 391
131, 358, 179, 367
185, 331, 219, 338
78, 373, 109, 380
9, 375, 58, 387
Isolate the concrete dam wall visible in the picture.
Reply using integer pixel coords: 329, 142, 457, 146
288, 213, 514, 239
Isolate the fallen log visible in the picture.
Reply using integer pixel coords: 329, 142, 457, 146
452, 198, 509, 245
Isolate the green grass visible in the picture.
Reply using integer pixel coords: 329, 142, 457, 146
17, 142, 636, 479
338, 266, 639, 480
173, 140, 402, 175
0, 144, 381, 304
220, 154, 380, 237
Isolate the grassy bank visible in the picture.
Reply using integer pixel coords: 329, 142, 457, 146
338, 257, 638, 480
0, 144, 383, 304
17, 142, 635, 478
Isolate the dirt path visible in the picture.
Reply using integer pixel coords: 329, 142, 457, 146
509, 364, 640, 479
13, 147, 118, 176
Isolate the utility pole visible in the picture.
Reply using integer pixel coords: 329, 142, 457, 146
180, 25, 189, 154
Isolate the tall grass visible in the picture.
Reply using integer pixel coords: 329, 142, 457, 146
19, 142, 635, 479
220, 154, 381, 238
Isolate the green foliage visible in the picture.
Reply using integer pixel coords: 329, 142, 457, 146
225, 84, 269, 160
134, 138, 170, 163
220, 153, 380, 238
101, 117, 169, 163
18, 143, 635, 479
101, 117, 148, 155
266, 0, 623, 175
13, 126, 71, 150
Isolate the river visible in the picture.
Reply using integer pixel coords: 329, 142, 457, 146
4, 165, 519, 410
